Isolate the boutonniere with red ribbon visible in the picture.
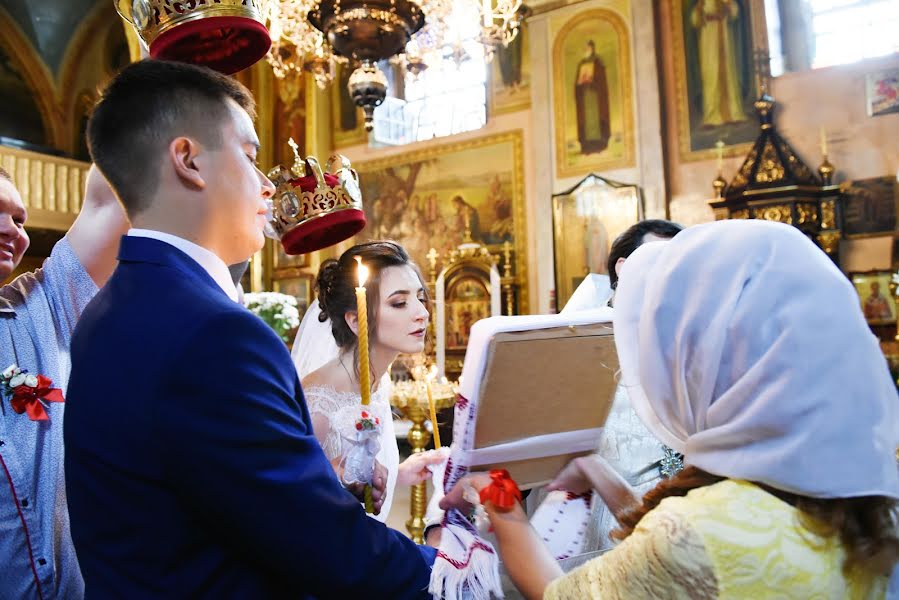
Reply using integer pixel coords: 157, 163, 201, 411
1, 364, 64, 421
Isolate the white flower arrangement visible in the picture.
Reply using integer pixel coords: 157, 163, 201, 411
244, 292, 301, 342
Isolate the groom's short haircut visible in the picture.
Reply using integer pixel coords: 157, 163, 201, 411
608, 219, 683, 289
86, 59, 256, 218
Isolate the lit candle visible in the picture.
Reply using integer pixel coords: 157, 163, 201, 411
820, 128, 828, 157
355, 256, 371, 406
426, 366, 441, 449
355, 257, 373, 514
715, 140, 724, 173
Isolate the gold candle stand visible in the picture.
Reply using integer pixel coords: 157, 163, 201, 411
390, 373, 456, 543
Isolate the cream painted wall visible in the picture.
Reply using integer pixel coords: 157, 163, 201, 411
668, 52, 899, 228
322, 1, 899, 310
336, 0, 667, 314
523, 0, 665, 312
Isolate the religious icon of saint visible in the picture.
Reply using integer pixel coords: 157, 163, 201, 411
498, 31, 523, 90
864, 281, 893, 321
690, 0, 747, 127
574, 40, 611, 155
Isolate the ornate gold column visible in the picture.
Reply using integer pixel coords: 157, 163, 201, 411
391, 371, 456, 543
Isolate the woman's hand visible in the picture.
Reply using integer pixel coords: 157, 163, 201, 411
438, 472, 492, 512
334, 457, 388, 515
396, 450, 447, 486
545, 456, 592, 495
547, 454, 641, 521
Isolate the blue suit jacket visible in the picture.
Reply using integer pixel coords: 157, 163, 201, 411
64, 237, 435, 599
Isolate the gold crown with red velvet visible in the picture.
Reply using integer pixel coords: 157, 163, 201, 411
115, 0, 271, 74
266, 143, 367, 256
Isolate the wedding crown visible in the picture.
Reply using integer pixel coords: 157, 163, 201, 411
266, 141, 367, 255
115, 0, 271, 74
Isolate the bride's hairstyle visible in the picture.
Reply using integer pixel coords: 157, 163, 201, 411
316, 241, 430, 351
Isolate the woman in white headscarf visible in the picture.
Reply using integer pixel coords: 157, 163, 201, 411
440, 220, 899, 599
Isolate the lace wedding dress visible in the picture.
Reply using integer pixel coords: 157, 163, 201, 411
302, 384, 400, 522
291, 300, 400, 522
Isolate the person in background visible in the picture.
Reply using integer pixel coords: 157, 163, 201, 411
64, 59, 435, 598
0, 164, 129, 599
552, 218, 684, 553
444, 220, 899, 599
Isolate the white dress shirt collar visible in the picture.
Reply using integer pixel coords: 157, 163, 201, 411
127, 229, 239, 302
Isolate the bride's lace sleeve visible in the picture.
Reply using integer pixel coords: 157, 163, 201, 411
303, 387, 355, 460
303, 386, 391, 462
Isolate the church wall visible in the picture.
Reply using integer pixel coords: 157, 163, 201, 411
658, 1, 899, 272
529, 0, 667, 312
667, 52, 899, 230
333, 0, 669, 315
336, 109, 541, 312
317, 0, 899, 309
338, 0, 666, 313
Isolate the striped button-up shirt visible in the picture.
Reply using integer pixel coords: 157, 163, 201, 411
0, 238, 96, 599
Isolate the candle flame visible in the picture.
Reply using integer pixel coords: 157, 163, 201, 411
355, 256, 369, 287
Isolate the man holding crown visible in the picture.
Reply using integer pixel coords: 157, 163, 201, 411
63, 59, 436, 598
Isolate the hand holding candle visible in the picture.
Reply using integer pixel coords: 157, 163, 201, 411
425, 364, 441, 449
354, 256, 374, 512
355, 256, 371, 406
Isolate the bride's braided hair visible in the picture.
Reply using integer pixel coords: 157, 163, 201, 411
316, 241, 429, 351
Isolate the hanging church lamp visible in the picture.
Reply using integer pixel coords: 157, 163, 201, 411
266, 0, 527, 131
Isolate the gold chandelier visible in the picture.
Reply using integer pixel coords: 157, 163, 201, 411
266, 0, 526, 131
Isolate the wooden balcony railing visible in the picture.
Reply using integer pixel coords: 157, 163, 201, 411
0, 146, 89, 231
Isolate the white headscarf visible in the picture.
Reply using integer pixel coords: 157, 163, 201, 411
613, 219, 899, 499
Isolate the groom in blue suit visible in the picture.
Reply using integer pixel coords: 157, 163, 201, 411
64, 60, 435, 598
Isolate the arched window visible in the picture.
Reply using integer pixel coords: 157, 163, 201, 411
372, 8, 488, 146
767, 0, 899, 76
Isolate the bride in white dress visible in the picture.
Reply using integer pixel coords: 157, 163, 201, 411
292, 241, 444, 522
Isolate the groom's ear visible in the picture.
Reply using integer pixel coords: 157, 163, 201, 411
344, 311, 359, 335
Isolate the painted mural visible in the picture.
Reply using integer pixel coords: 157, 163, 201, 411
552, 9, 634, 178
354, 131, 525, 281
490, 21, 531, 114
672, 0, 760, 160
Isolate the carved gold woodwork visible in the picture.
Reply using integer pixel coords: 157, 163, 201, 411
821, 199, 836, 230
785, 149, 816, 182
796, 203, 819, 226
759, 204, 792, 224
713, 208, 729, 221
817, 231, 841, 255
390, 374, 457, 543
754, 142, 786, 184
0, 146, 88, 231
709, 88, 842, 260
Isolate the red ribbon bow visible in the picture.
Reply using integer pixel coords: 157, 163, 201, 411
479, 469, 522, 512
10, 375, 64, 421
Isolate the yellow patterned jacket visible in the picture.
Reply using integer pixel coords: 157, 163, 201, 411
545, 479, 887, 599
